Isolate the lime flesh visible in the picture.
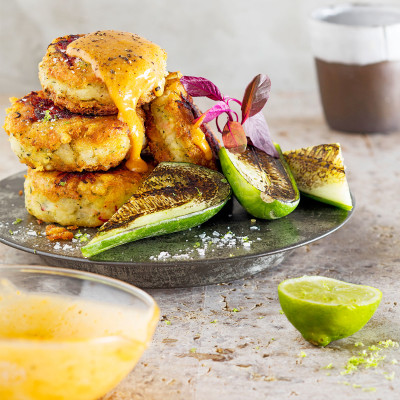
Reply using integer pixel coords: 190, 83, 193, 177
278, 276, 382, 346
283, 143, 353, 211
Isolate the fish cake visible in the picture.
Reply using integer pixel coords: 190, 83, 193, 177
145, 72, 217, 170
38, 34, 118, 115
24, 167, 150, 227
3, 91, 132, 172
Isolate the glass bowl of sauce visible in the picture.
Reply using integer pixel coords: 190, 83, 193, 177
0, 265, 159, 400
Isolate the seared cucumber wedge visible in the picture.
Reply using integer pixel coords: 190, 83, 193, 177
82, 162, 231, 257
219, 144, 299, 219
283, 143, 352, 211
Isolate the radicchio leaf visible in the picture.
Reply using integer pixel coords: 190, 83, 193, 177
241, 74, 271, 124
180, 76, 224, 101
222, 121, 247, 154
242, 112, 279, 158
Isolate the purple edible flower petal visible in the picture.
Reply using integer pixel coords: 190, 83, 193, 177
201, 101, 233, 124
243, 112, 279, 158
180, 76, 224, 101
222, 121, 247, 154
241, 74, 271, 124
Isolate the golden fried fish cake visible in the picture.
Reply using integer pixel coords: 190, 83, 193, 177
145, 72, 217, 170
3, 91, 132, 172
25, 166, 151, 227
39, 34, 118, 115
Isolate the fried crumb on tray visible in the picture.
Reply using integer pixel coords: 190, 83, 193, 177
45, 225, 74, 241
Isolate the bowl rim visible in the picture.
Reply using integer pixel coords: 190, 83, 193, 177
0, 264, 158, 345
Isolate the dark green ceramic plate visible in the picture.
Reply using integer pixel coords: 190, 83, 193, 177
0, 171, 354, 288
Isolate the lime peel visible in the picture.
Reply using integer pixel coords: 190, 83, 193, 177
278, 276, 382, 346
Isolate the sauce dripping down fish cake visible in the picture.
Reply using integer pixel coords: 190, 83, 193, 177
67, 30, 167, 172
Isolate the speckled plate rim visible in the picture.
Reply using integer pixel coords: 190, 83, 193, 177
0, 170, 355, 268
0, 211, 354, 266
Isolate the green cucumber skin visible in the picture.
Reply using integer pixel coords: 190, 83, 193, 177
219, 146, 300, 220
81, 199, 228, 258
300, 192, 353, 211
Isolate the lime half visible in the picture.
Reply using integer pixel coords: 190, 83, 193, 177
278, 276, 382, 347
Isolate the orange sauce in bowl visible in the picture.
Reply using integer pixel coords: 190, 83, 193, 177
67, 30, 167, 172
0, 280, 159, 400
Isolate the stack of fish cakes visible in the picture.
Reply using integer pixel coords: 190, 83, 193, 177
3, 35, 151, 227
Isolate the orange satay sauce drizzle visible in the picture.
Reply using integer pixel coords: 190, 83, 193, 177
192, 125, 213, 160
67, 30, 167, 172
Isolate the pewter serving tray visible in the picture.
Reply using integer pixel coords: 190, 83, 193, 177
0, 171, 354, 288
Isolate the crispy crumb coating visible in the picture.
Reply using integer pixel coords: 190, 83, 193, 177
39, 34, 118, 115
25, 167, 151, 227
144, 73, 217, 170
39, 33, 165, 116
3, 91, 131, 172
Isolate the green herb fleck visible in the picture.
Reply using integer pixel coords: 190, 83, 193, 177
323, 363, 333, 370
231, 308, 240, 313
299, 351, 307, 358
9, 230, 13, 235
12, 218, 22, 225
279, 310, 285, 315
58, 181, 66, 186
190, 348, 197, 353
43, 110, 52, 122
210, 319, 218, 324
165, 320, 171, 325
79, 233, 90, 242
77, 60, 87, 69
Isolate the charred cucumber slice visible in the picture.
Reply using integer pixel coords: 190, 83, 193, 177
82, 162, 231, 257
283, 143, 352, 211
219, 144, 299, 219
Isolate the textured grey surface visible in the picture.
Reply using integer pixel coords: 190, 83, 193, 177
1, 93, 399, 399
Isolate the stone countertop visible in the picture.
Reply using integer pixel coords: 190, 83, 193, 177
0, 93, 399, 399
